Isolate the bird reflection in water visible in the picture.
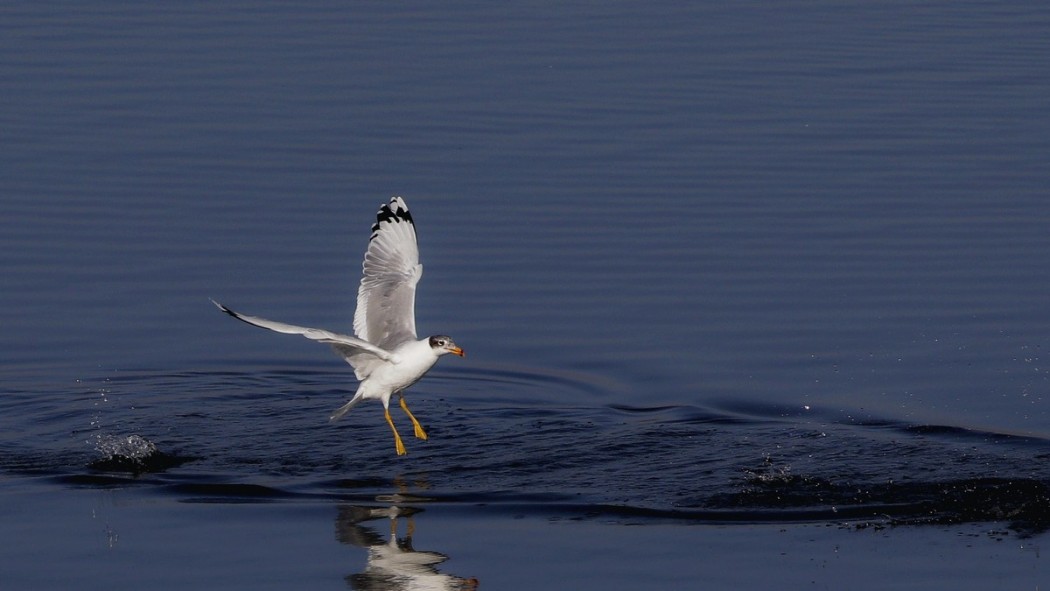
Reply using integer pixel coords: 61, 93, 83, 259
336, 504, 478, 590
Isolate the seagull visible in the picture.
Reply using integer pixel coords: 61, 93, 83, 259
213, 197, 464, 455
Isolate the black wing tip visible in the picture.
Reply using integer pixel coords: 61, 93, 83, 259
210, 298, 239, 318
370, 196, 414, 239
212, 300, 265, 329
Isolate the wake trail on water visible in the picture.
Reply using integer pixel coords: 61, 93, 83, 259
3, 367, 1049, 535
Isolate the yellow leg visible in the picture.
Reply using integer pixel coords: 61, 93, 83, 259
399, 395, 428, 441
385, 408, 407, 456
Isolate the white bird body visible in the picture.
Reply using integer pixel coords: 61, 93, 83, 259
214, 197, 463, 455
367, 339, 437, 393
329, 338, 442, 421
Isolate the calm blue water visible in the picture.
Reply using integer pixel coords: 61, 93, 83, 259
3, 1, 1050, 588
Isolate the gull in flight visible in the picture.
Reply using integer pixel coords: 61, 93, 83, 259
213, 197, 464, 455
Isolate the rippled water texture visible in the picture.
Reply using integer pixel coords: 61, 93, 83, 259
4, 364, 1049, 536
3, 0, 1050, 588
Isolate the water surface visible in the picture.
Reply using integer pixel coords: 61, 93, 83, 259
3, 1, 1050, 588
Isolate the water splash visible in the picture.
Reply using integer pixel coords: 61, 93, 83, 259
89, 433, 189, 473
94, 433, 158, 461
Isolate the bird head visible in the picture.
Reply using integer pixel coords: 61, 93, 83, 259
428, 335, 464, 357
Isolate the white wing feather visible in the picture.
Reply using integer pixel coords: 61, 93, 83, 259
353, 197, 423, 350
211, 300, 395, 368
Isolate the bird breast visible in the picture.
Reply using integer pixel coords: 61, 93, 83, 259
366, 339, 439, 393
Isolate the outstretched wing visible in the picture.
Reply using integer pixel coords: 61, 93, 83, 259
213, 300, 394, 366
353, 197, 423, 350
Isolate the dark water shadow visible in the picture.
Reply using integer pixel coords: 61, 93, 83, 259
7, 365, 1050, 536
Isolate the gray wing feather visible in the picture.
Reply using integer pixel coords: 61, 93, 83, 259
353, 197, 422, 350
212, 300, 394, 369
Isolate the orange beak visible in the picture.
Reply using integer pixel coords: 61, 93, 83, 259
450, 346, 465, 357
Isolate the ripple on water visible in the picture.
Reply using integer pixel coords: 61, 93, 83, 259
3, 363, 1050, 533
